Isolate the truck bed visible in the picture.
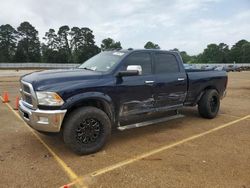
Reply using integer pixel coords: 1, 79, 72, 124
184, 70, 227, 105
185, 69, 215, 72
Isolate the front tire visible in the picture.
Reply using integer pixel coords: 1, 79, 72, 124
63, 107, 111, 155
198, 89, 220, 119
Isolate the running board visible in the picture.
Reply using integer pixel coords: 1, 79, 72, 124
117, 114, 185, 131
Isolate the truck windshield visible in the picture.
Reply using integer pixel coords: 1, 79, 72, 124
79, 51, 125, 72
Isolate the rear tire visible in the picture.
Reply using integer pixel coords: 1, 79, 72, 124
63, 107, 111, 155
198, 89, 220, 119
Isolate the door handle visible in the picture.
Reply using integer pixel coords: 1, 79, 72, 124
177, 78, 185, 81
145, 80, 155, 84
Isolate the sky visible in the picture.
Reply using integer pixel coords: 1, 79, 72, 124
0, 0, 250, 55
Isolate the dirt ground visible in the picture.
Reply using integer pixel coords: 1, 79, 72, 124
0, 70, 250, 188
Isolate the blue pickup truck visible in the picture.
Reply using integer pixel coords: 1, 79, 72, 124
19, 49, 227, 155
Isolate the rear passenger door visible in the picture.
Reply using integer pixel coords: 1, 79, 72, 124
153, 52, 187, 110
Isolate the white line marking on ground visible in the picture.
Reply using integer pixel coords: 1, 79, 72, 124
90, 115, 250, 177
1, 96, 86, 188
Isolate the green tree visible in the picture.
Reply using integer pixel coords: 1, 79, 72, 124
15, 21, 41, 62
169, 48, 193, 63
197, 43, 230, 64
42, 28, 60, 63
241, 42, 250, 63
0, 24, 18, 62
58, 25, 72, 63
42, 26, 100, 63
201, 44, 220, 63
43, 29, 59, 50
218, 43, 230, 63
70, 27, 85, 51
180, 51, 192, 63
229, 39, 249, 63
101, 38, 122, 51
71, 27, 100, 63
188, 56, 199, 64
144, 41, 160, 49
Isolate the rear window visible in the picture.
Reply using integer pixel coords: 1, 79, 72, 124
155, 53, 179, 73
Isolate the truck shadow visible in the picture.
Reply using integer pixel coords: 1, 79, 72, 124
36, 107, 201, 156
110, 107, 200, 145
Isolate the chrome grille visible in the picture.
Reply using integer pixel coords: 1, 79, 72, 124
24, 95, 32, 104
23, 84, 30, 93
20, 80, 37, 109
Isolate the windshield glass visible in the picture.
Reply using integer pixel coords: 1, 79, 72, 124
79, 51, 125, 72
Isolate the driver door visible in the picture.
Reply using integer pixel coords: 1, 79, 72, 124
115, 52, 156, 123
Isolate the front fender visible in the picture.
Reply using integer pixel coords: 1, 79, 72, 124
61, 92, 115, 122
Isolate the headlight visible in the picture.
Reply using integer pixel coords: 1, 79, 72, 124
36, 92, 64, 106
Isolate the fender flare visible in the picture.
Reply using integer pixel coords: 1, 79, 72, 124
195, 86, 219, 105
61, 92, 115, 123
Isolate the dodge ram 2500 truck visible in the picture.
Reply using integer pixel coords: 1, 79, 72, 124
19, 49, 227, 155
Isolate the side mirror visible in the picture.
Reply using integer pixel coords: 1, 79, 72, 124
127, 65, 142, 75
116, 65, 142, 77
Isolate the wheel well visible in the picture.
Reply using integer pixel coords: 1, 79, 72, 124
203, 86, 218, 92
196, 86, 219, 104
64, 99, 113, 123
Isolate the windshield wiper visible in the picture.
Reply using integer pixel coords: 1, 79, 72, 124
82, 67, 94, 71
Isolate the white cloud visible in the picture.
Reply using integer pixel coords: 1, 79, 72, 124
0, 0, 249, 55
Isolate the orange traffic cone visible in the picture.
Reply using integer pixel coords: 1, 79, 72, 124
14, 96, 19, 110
2, 91, 10, 103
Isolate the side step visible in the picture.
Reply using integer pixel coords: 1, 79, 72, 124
117, 114, 185, 131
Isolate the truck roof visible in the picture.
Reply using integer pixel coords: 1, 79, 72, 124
117, 49, 180, 55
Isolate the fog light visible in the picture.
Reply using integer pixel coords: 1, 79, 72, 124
39, 117, 49, 123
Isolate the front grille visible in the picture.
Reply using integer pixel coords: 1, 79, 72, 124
23, 84, 31, 93
20, 81, 36, 108
24, 95, 32, 104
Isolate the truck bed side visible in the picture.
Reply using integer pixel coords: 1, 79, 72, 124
184, 70, 227, 106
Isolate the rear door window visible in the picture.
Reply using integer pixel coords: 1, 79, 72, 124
155, 53, 180, 74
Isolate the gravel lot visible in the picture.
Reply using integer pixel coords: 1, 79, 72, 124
0, 70, 250, 188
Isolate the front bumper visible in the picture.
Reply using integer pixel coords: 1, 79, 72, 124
18, 100, 67, 132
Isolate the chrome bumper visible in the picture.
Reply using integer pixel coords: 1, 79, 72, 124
18, 100, 67, 132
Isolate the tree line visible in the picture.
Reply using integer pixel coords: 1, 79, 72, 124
144, 40, 250, 64
0, 22, 122, 63
0, 21, 249, 64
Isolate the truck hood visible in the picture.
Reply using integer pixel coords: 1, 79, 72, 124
21, 69, 103, 91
